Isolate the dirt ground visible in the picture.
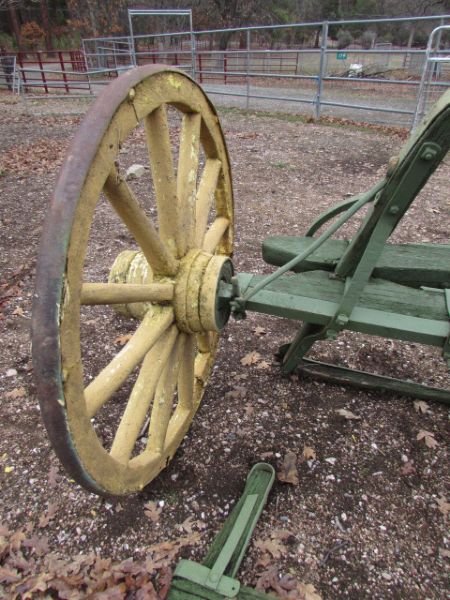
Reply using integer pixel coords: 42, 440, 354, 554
0, 88, 449, 600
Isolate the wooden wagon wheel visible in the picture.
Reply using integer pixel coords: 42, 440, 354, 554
32, 66, 234, 496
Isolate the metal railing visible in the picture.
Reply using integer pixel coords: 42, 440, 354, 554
107, 13, 449, 127
413, 25, 450, 128
3, 14, 449, 128
0, 55, 17, 92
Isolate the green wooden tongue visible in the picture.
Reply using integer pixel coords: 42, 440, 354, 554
169, 463, 276, 599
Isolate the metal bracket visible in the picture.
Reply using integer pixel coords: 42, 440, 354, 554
174, 560, 241, 598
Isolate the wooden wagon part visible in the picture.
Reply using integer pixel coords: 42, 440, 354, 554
31, 66, 449, 496
168, 463, 276, 600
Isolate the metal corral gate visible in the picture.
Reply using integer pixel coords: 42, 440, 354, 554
413, 25, 450, 128
119, 12, 450, 128
4, 13, 450, 129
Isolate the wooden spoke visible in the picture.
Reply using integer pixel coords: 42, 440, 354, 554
145, 105, 181, 257
109, 325, 178, 463
177, 113, 202, 253
202, 217, 230, 254
103, 172, 178, 276
164, 334, 196, 446
85, 308, 173, 418
147, 334, 186, 454
195, 159, 221, 247
81, 282, 174, 305
177, 334, 196, 411
196, 333, 209, 353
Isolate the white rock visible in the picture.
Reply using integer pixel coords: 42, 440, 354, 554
6, 368, 17, 377
126, 164, 146, 180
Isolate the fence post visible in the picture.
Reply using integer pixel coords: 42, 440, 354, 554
198, 53, 203, 84
246, 29, 251, 109
191, 30, 196, 80
17, 52, 27, 91
224, 54, 227, 84
37, 51, 49, 94
315, 21, 328, 119
58, 51, 69, 92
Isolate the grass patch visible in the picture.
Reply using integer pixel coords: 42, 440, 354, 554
217, 105, 407, 138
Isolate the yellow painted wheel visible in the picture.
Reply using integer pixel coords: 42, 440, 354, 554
32, 66, 234, 496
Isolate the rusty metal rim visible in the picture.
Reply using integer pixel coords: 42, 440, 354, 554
32, 65, 233, 496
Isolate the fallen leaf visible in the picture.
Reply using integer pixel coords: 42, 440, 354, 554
256, 360, 271, 370
9, 529, 26, 551
400, 460, 416, 476
38, 502, 59, 529
0, 566, 21, 584
270, 529, 296, 542
12, 306, 24, 316
303, 445, 316, 460
256, 552, 271, 568
233, 373, 248, 381
156, 565, 172, 599
240, 351, 261, 366
5, 387, 26, 399
22, 534, 49, 556
144, 501, 162, 523
336, 408, 361, 420
47, 466, 60, 488
254, 538, 286, 559
244, 403, 254, 416
225, 385, 247, 400
436, 496, 449, 518
256, 566, 298, 596
176, 517, 195, 534
253, 326, 267, 336
414, 400, 429, 414
277, 451, 299, 485
439, 548, 450, 558
416, 430, 439, 449
260, 451, 273, 459
114, 333, 133, 346
297, 582, 323, 600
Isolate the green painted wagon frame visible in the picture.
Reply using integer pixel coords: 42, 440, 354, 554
32, 65, 449, 497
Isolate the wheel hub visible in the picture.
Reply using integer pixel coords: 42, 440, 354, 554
109, 249, 234, 332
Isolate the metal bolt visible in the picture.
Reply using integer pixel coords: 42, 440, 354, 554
420, 146, 438, 161
128, 88, 136, 101
336, 313, 348, 327
388, 205, 399, 215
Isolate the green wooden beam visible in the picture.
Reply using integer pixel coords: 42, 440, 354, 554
234, 273, 449, 348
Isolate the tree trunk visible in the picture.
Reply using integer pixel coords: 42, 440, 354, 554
314, 28, 321, 49
8, 5, 22, 51
403, 24, 415, 68
40, 0, 52, 51
218, 31, 232, 51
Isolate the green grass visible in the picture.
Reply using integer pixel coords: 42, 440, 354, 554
217, 105, 406, 136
